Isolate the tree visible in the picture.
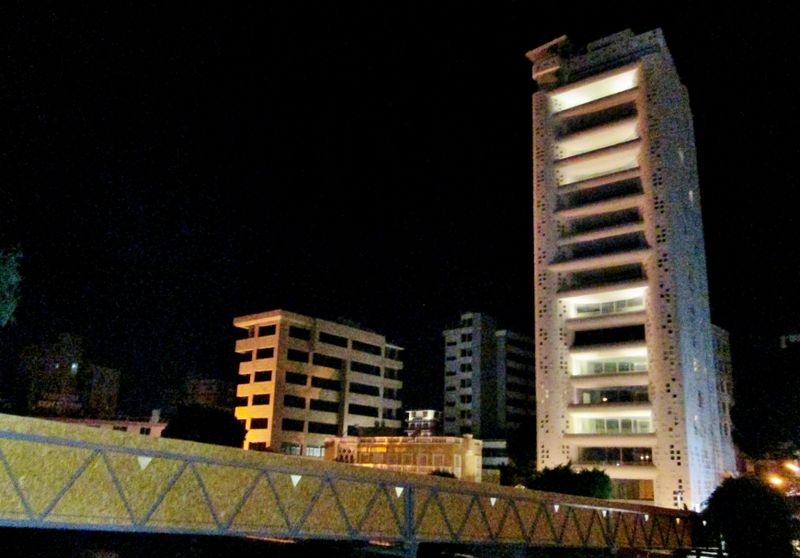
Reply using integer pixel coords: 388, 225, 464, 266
161, 405, 247, 448
521, 463, 612, 499
0, 246, 21, 327
702, 476, 795, 558
501, 462, 612, 499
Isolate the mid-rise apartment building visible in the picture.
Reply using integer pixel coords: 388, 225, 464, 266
233, 310, 403, 457
442, 312, 535, 439
527, 29, 733, 508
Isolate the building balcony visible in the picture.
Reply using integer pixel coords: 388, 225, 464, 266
548, 248, 650, 273
549, 64, 638, 113
558, 222, 645, 247
574, 463, 657, 480
555, 140, 641, 186
565, 310, 646, 331
568, 402, 652, 416
569, 372, 649, 389
569, 341, 647, 359
554, 117, 639, 161
556, 192, 644, 220
555, 87, 639, 120
557, 168, 640, 196
558, 279, 648, 301
564, 433, 656, 447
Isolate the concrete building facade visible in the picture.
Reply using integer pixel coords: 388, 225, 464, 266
324, 434, 483, 482
527, 29, 732, 508
233, 310, 403, 457
442, 312, 535, 439
711, 325, 736, 475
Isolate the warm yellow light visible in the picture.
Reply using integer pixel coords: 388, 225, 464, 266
785, 462, 800, 473
769, 475, 785, 487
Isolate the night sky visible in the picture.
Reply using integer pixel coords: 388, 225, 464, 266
3, 3, 800, 450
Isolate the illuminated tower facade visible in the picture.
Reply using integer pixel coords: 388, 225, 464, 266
527, 30, 732, 508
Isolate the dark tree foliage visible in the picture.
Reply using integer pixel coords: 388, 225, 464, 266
702, 476, 795, 558
430, 469, 457, 479
0, 246, 22, 327
161, 405, 246, 448
501, 462, 612, 499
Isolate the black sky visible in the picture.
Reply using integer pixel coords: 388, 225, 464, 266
3, 3, 800, 446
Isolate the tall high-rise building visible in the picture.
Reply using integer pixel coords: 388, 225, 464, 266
233, 310, 403, 457
527, 29, 733, 508
711, 325, 736, 475
442, 312, 535, 439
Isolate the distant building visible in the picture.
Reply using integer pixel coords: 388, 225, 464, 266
20, 333, 120, 419
442, 312, 535, 438
233, 310, 403, 457
405, 409, 441, 437
324, 434, 483, 482
57, 409, 166, 438
711, 325, 737, 475
185, 377, 234, 409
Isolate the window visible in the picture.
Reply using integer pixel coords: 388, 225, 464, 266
385, 368, 400, 380
311, 376, 341, 391
281, 442, 302, 454
351, 361, 381, 376
284, 394, 306, 408
250, 418, 269, 429
310, 399, 339, 413
460, 379, 472, 388
285, 372, 308, 385
237, 374, 252, 385
460, 348, 472, 357
352, 340, 382, 356
319, 331, 348, 347
308, 422, 338, 435
459, 363, 472, 372
253, 394, 271, 405
305, 445, 325, 457
254, 370, 272, 382
460, 410, 471, 419
139, 427, 151, 435
282, 419, 304, 432
287, 349, 309, 363
384, 388, 397, 399
113, 426, 127, 432
312, 353, 343, 369
385, 347, 401, 360
256, 348, 274, 359
236, 396, 249, 406
259, 324, 276, 337
460, 333, 472, 342
249, 442, 268, 452
348, 403, 379, 417
459, 395, 472, 404
349, 382, 380, 396
289, 326, 311, 340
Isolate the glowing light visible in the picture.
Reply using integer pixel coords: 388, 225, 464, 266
769, 475, 785, 487
490, 497, 497, 507
553, 504, 560, 513
395, 486, 404, 498
644, 514, 649, 522
290, 474, 302, 487
785, 462, 800, 474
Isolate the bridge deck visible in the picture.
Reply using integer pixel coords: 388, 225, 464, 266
0, 414, 694, 552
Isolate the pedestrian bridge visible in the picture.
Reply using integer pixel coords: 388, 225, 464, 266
0, 414, 696, 555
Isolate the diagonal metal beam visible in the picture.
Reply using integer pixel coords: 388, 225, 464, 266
140, 460, 188, 526
99, 451, 136, 524
0, 447, 33, 519
39, 449, 100, 521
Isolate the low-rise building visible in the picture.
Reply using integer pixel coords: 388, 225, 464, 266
233, 310, 403, 457
324, 434, 483, 482
405, 409, 441, 437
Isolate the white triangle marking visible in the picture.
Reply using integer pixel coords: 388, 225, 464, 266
553, 504, 560, 513
137, 456, 152, 470
490, 497, 497, 507
291, 474, 302, 487
395, 486, 404, 497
